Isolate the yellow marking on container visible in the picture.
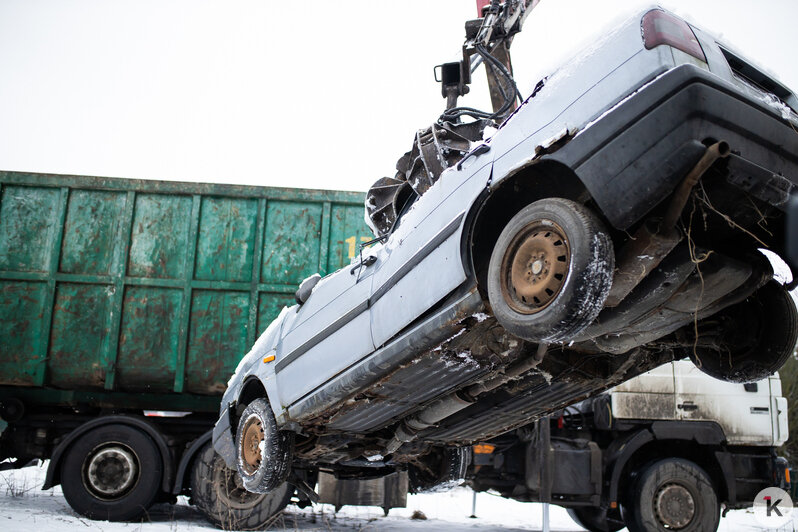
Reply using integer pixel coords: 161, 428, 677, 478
345, 235, 374, 259
263, 355, 275, 363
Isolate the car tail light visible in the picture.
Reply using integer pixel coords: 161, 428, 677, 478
642, 9, 706, 62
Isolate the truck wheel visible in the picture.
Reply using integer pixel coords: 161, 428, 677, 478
191, 442, 292, 529
567, 507, 624, 532
623, 458, 719, 532
235, 397, 293, 494
689, 281, 798, 382
487, 198, 614, 342
60, 424, 162, 521
408, 446, 469, 492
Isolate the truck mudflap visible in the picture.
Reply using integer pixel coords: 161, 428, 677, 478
717, 450, 792, 510
212, 410, 236, 469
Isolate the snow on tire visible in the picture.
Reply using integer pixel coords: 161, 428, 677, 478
235, 397, 293, 494
487, 197, 614, 343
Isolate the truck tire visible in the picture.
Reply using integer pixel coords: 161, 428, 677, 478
689, 281, 798, 382
408, 446, 469, 493
235, 397, 293, 494
191, 442, 292, 530
60, 424, 163, 521
623, 458, 719, 532
566, 507, 624, 532
487, 198, 614, 342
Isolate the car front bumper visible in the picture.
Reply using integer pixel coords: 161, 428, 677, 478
212, 408, 236, 469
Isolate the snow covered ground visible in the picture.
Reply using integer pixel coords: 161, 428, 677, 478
0, 462, 793, 531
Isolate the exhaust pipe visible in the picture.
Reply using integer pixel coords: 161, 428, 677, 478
383, 344, 547, 455
604, 141, 730, 307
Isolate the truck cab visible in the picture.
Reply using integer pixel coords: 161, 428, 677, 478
469, 360, 790, 532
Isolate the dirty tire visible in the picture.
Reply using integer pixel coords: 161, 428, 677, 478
487, 198, 614, 342
689, 281, 798, 383
566, 507, 624, 532
445, 446, 470, 484
408, 446, 470, 493
235, 397, 293, 494
60, 424, 163, 521
191, 442, 292, 530
622, 458, 719, 532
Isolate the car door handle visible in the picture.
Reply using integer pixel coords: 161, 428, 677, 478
677, 402, 698, 411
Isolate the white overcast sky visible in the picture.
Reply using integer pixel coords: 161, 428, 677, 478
0, 0, 796, 193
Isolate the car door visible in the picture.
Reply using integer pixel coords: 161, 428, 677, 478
369, 160, 492, 348
273, 262, 375, 407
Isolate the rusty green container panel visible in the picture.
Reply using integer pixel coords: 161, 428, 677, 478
116, 286, 182, 392
128, 194, 193, 279
0, 186, 61, 272
0, 281, 48, 386
60, 190, 127, 275
195, 197, 258, 282
0, 171, 370, 412
186, 290, 250, 394
261, 201, 324, 285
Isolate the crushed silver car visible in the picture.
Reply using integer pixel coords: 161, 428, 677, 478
214, 4, 798, 495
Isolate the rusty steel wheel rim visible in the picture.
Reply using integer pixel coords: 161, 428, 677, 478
500, 221, 570, 315
240, 414, 264, 475
654, 482, 696, 529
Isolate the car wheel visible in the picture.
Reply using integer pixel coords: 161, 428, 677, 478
235, 397, 293, 494
60, 424, 162, 521
622, 458, 719, 532
689, 281, 798, 382
487, 198, 614, 342
191, 442, 292, 529
566, 507, 624, 532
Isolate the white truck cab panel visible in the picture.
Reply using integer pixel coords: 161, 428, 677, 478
611, 360, 785, 446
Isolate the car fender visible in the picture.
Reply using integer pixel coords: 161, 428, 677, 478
223, 305, 291, 413
253, 359, 284, 425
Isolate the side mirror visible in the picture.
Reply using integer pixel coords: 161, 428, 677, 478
295, 273, 321, 305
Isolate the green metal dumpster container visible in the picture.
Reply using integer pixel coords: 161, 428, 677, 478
0, 171, 372, 411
